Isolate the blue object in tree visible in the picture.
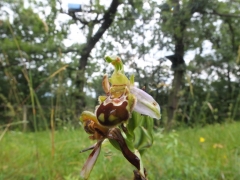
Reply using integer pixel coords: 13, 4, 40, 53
68, 3, 82, 12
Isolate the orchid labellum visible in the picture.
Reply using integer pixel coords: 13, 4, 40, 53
79, 56, 161, 179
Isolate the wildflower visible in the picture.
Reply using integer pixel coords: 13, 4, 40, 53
213, 143, 223, 149
199, 137, 205, 143
96, 55, 161, 127
79, 55, 160, 179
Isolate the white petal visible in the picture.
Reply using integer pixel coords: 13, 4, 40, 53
130, 86, 161, 119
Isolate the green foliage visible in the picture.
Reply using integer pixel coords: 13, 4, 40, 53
1, 0, 240, 131
1, 122, 240, 179
126, 112, 154, 153
0, 0, 77, 129
129, 0, 240, 127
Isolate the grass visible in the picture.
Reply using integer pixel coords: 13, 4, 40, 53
0, 122, 240, 180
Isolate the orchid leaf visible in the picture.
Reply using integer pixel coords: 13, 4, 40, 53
141, 115, 154, 141
125, 112, 154, 153
108, 139, 121, 151
134, 126, 153, 152
131, 115, 154, 153
127, 111, 143, 136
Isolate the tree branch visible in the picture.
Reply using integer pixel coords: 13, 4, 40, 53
81, 0, 121, 60
207, 10, 240, 18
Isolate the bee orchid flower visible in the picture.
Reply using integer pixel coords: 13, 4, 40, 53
96, 55, 160, 128
79, 55, 161, 179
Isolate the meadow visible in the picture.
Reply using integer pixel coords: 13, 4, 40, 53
0, 122, 240, 180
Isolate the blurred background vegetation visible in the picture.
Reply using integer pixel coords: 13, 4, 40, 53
1, 1, 240, 179
0, 0, 240, 131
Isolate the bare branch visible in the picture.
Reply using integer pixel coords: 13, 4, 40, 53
207, 10, 240, 18
80, 0, 121, 62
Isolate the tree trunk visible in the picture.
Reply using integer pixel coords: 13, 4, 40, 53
166, 0, 186, 130
167, 65, 184, 130
75, 0, 121, 117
